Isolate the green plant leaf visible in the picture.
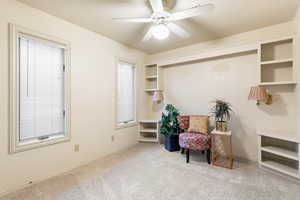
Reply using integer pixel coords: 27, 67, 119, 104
210, 99, 233, 122
160, 104, 181, 136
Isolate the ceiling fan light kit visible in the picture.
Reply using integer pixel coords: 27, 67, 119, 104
151, 24, 170, 40
112, 0, 214, 41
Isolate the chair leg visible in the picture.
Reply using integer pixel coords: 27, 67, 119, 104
181, 148, 185, 154
186, 149, 190, 163
206, 149, 211, 164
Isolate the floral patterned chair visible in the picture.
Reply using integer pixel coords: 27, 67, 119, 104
178, 115, 211, 164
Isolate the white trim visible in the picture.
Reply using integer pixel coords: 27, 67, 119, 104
115, 58, 138, 130
146, 44, 258, 67
9, 23, 71, 153
18, 33, 67, 49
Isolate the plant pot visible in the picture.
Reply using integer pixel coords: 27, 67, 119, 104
216, 121, 228, 132
164, 134, 180, 152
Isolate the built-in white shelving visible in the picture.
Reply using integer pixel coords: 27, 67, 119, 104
138, 120, 160, 143
258, 130, 300, 179
145, 64, 162, 92
258, 36, 296, 86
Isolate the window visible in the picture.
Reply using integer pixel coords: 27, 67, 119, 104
116, 61, 136, 128
9, 24, 71, 153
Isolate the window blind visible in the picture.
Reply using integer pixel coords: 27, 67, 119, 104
19, 36, 65, 141
117, 61, 135, 124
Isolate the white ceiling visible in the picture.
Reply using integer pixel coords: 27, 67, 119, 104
17, 0, 300, 54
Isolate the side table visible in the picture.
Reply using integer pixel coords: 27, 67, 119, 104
211, 129, 234, 169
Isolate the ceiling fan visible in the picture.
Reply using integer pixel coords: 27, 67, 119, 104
112, 0, 214, 41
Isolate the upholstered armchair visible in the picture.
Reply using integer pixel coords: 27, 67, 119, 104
178, 115, 211, 164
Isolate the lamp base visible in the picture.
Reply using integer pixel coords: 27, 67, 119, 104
266, 94, 272, 105
256, 95, 272, 106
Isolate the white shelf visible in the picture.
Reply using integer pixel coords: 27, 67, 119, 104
258, 130, 299, 143
139, 129, 157, 133
145, 75, 157, 79
138, 120, 160, 143
145, 88, 159, 92
260, 161, 299, 178
145, 64, 157, 67
258, 81, 297, 86
139, 120, 159, 123
259, 36, 294, 86
261, 146, 298, 161
260, 58, 293, 65
260, 36, 294, 45
138, 137, 158, 142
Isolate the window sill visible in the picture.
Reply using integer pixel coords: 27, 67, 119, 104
10, 134, 71, 154
115, 121, 138, 130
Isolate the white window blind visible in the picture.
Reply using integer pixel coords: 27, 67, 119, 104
117, 61, 136, 125
19, 36, 65, 141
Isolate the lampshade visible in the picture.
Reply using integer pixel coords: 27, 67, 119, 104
248, 86, 268, 102
152, 90, 164, 102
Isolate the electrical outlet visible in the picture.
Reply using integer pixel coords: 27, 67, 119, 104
111, 135, 115, 142
74, 144, 80, 152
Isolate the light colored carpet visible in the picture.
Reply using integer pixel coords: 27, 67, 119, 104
2, 143, 300, 200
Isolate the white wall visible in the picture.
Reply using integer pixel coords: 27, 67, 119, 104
0, 0, 147, 195
147, 22, 297, 162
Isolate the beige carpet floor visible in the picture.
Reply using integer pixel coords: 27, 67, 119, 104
2, 143, 300, 200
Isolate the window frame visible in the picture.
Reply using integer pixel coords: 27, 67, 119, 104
115, 58, 137, 129
9, 24, 71, 153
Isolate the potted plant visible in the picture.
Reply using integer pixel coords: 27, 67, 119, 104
210, 100, 233, 132
160, 104, 182, 152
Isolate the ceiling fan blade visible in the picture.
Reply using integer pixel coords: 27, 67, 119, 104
142, 27, 153, 42
166, 23, 190, 38
149, 0, 164, 12
170, 3, 214, 21
112, 17, 152, 23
